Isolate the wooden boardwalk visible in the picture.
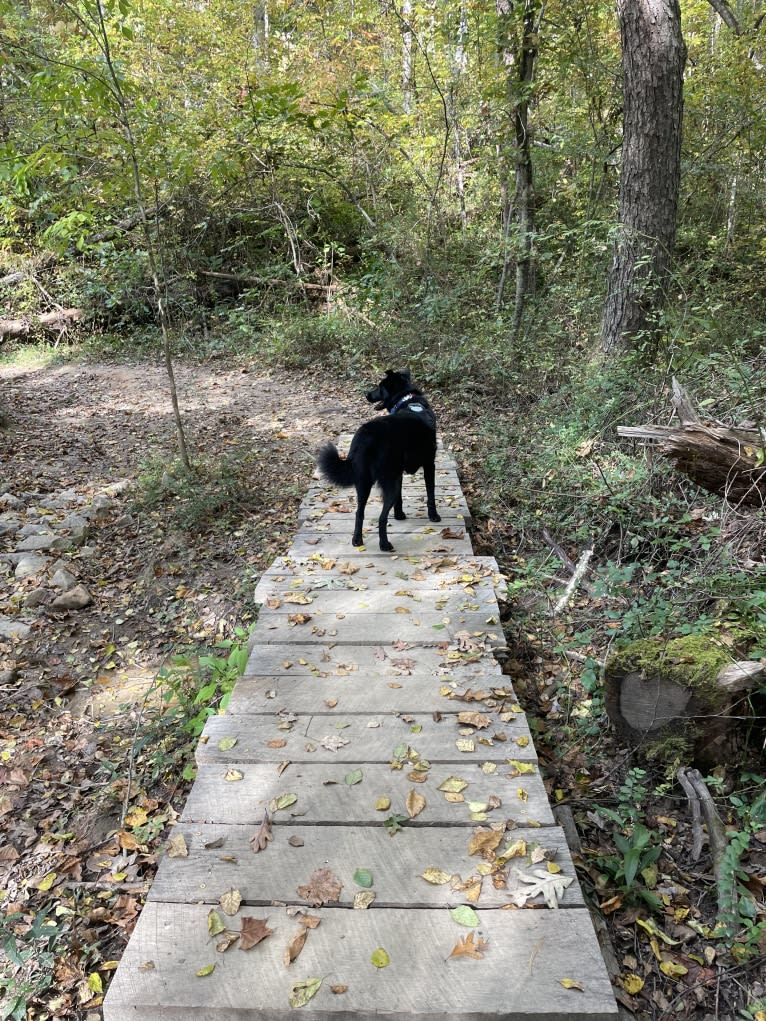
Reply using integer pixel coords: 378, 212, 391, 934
104, 442, 618, 1020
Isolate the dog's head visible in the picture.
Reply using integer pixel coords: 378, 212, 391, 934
366, 369, 412, 411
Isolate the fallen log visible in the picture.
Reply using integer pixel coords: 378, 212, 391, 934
617, 378, 766, 507
604, 634, 765, 763
0, 307, 84, 341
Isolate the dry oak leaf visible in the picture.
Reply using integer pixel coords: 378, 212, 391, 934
448, 932, 489, 960
240, 916, 273, 951
457, 712, 491, 729
297, 868, 343, 907
250, 813, 272, 853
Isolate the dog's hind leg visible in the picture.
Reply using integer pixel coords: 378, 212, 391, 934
377, 483, 397, 552
353, 479, 372, 546
423, 461, 441, 523
393, 475, 406, 521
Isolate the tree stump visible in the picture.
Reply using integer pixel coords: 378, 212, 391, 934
604, 635, 764, 762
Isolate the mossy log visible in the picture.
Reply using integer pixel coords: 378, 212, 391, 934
604, 635, 764, 760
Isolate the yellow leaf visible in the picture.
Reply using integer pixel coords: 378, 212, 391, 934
35, 872, 57, 891
421, 868, 452, 885
124, 806, 148, 828
224, 769, 244, 782
559, 978, 585, 991
622, 973, 644, 995
375, 797, 391, 811
659, 960, 688, 979
515, 735, 530, 748
517, 788, 529, 802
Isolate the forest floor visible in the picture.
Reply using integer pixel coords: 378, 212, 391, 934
0, 355, 762, 1021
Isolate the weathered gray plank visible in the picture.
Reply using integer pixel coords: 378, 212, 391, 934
226, 672, 519, 716
250, 612, 503, 648
295, 515, 469, 536
243, 643, 504, 679
255, 585, 500, 617
182, 761, 553, 827
291, 530, 474, 557
298, 490, 471, 522
197, 710, 535, 765
149, 823, 583, 908
104, 902, 618, 1021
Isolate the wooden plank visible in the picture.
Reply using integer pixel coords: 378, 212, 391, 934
103, 902, 618, 1021
250, 612, 503, 647
226, 672, 520, 716
290, 530, 474, 557
182, 761, 554, 827
255, 585, 500, 617
149, 823, 583, 908
298, 491, 471, 521
196, 710, 535, 765
243, 643, 504, 679
295, 514, 469, 535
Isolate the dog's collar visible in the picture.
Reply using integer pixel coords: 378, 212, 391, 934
390, 392, 423, 414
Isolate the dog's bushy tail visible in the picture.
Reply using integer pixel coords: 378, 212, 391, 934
317, 443, 355, 487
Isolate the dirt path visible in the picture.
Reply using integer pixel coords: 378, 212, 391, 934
0, 357, 370, 1018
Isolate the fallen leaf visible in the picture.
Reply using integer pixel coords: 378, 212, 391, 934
240, 916, 273, 951
196, 963, 215, 977
559, 978, 585, 991
353, 868, 373, 888
220, 888, 242, 916
224, 769, 244, 782
354, 890, 376, 909
297, 868, 343, 906
421, 868, 453, 885
622, 973, 645, 994
371, 947, 390, 968
167, 833, 188, 858
468, 828, 504, 858
283, 927, 307, 966
330, 985, 348, 994
288, 836, 304, 847
267, 738, 287, 748
289, 976, 322, 1008
299, 914, 321, 929
320, 735, 349, 751
287, 613, 312, 624
375, 797, 391, 811
217, 736, 238, 751
215, 931, 240, 953
269, 793, 298, 812
448, 932, 489, 959
345, 769, 363, 786
250, 813, 272, 853
406, 790, 426, 818
207, 908, 226, 936
450, 905, 480, 927
508, 868, 573, 908
457, 712, 490, 729
438, 776, 468, 794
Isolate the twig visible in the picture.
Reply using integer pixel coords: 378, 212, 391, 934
551, 545, 593, 616
677, 767, 735, 915
120, 700, 147, 828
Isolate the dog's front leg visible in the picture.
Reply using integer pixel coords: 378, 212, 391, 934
353, 480, 372, 546
423, 462, 441, 522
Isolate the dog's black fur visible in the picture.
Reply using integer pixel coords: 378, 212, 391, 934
317, 369, 441, 552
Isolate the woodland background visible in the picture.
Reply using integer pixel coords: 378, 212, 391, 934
1, 0, 765, 1018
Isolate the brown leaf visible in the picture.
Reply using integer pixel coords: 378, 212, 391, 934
298, 914, 321, 929
249, 813, 272, 853
457, 711, 491, 729
220, 888, 242, 915
267, 738, 287, 748
296, 868, 343, 906
331, 985, 349, 994
240, 916, 273, 951
448, 932, 489, 960
441, 527, 465, 540
166, 833, 188, 858
406, 789, 426, 818
288, 613, 312, 625
283, 926, 307, 966
468, 828, 504, 858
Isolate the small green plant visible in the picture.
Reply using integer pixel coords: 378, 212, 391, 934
141, 628, 251, 783
0, 907, 65, 1021
713, 781, 766, 961
594, 768, 664, 910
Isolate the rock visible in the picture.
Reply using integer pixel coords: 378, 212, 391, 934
89, 494, 113, 520
59, 513, 89, 543
0, 493, 25, 511
0, 515, 21, 537
51, 584, 92, 610
0, 667, 18, 684
77, 546, 97, 559
39, 489, 87, 511
15, 555, 50, 580
24, 588, 50, 608
17, 523, 53, 538
103, 480, 131, 497
16, 533, 58, 552
0, 618, 32, 640
51, 568, 78, 592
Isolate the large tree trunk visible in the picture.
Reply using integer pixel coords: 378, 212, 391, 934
600, 0, 686, 355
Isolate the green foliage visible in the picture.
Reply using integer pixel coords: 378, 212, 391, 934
133, 450, 261, 532
0, 907, 64, 1021
594, 769, 664, 910
141, 629, 250, 784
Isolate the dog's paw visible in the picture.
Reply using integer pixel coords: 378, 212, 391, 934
379, 541, 395, 552
394, 510, 407, 520
428, 511, 442, 522
352, 534, 364, 547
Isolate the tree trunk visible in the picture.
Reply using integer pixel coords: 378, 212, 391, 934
600, 0, 686, 356
402, 0, 414, 114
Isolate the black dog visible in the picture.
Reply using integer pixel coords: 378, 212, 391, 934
317, 369, 441, 552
